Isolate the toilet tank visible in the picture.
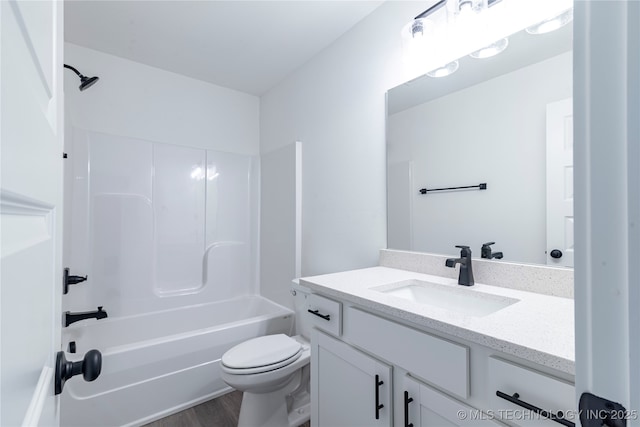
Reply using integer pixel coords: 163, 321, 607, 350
291, 280, 311, 339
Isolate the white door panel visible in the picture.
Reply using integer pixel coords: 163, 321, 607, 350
546, 98, 573, 267
1, 0, 63, 425
574, 1, 639, 424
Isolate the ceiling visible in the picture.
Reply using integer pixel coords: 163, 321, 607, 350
65, 1, 383, 96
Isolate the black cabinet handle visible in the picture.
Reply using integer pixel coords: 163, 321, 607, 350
496, 391, 575, 427
307, 309, 331, 321
404, 391, 414, 427
375, 375, 384, 420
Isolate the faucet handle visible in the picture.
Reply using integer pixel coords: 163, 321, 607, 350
482, 242, 495, 247
455, 245, 472, 257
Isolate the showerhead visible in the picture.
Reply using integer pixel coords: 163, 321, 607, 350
64, 64, 99, 91
79, 75, 99, 91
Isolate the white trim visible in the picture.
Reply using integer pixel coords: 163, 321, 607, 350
294, 141, 302, 279
22, 366, 54, 427
574, 0, 639, 416
0, 189, 53, 216
625, 2, 640, 422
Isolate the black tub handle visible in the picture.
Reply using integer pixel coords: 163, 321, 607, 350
307, 309, 330, 321
496, 390, 575, 427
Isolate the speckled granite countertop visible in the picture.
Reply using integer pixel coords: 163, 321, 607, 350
300, 266, 575, 375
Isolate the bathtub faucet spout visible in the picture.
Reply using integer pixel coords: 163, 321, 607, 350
64, 306, 108, 327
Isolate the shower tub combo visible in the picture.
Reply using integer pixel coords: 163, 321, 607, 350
62, 130, 279, 426
61, 296, 293, 426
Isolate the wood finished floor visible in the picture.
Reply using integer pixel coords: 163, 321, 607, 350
142, 391, 311, 427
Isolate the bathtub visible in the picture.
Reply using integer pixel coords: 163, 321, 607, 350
60, 295, 294, 427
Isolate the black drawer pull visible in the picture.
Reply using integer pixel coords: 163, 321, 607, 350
496, 390, 575, 427
375, 375, 384, 419
404, 391, 414, 427
307, 309, 331, 321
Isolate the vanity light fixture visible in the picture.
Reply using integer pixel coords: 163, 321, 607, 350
427, 60, 459, 78
469, 37, 509, 58
403, 0, 565, 78
526, 8, 573, 35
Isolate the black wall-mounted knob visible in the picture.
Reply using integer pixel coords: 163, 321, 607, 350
550, 249, 563, 259
55, 349, 102, 395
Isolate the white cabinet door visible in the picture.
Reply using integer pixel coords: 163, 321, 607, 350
1, 0, 64, 425
311, 329, 392, 427
403, 375, 504, 427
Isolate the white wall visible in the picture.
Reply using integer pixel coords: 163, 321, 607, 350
388, 52, 572, 264
259, 2, 424, 293
63, 43, 261, 313
64, 43, 259, 154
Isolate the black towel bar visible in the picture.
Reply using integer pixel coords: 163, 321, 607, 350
419, 183, 487, 194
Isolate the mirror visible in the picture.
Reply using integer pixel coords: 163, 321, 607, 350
387, 23, 573, 267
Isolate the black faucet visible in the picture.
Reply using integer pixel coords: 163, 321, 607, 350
64, 307, 108, 327
445, 245, 475, 286
481, 242, 503, 260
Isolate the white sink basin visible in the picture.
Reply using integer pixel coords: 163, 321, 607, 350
373, 279, 519, 317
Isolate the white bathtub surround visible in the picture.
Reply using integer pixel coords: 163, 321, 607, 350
380, 249, 574, 298
61, 296, 294, 427
300, 267, 575, 375
65, 129, 258, 317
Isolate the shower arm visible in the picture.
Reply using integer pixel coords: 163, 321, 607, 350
63, 64, 83, 77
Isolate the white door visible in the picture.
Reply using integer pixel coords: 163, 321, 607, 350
546, 98, 573, 268
403, 375, 504, 427
311, 329, 392, 427
574, 1, 639, 425
1, 0, 64, 425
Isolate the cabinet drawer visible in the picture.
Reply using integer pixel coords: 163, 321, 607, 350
308, 294, 342, 336
487, 357, 575, 427
346, 307, 469, 399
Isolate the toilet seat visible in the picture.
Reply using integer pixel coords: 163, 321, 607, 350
221, 334, 302, 375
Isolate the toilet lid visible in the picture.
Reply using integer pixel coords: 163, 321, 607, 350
222, 334, 302, 369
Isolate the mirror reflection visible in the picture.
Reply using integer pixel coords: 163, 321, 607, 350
387, 23, 573, 267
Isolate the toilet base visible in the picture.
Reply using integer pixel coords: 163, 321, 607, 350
287, 388, 310, 427
237, 391, 310, 427
238, 390, 289, 427
237, 367, 310, 427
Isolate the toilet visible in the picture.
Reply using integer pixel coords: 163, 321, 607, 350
220, 282, 311, 427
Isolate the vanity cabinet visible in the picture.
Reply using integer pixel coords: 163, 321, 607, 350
311, 329, 392, 426
308, 292, 575, 427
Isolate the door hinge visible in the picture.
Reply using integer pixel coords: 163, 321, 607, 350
579, 392, 628, 427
